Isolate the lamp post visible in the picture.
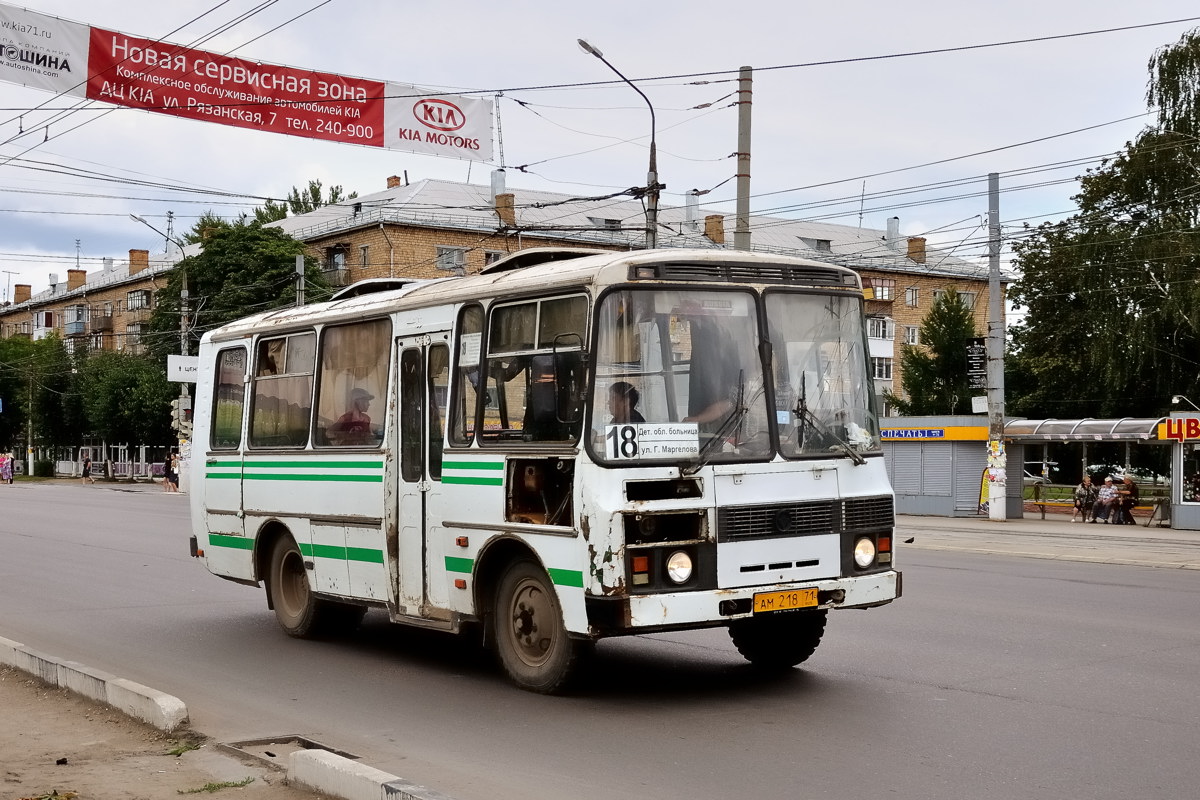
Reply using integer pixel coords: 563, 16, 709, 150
1171, 394, 1200, 412
577, 39, 661, 249
130, 214, 189, 357
131, 213, 192, 493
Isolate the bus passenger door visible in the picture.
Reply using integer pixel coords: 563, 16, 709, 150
396, 335, 451, 618
203, 346, 248, 538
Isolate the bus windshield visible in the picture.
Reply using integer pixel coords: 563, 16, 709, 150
590, 287, 879, 464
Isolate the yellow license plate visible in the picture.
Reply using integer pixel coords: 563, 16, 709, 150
753, 587, 818, 614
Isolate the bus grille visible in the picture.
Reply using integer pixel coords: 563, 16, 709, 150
717, 496, 893, 542
844, 495, 895, 530
639, 261, 852, 287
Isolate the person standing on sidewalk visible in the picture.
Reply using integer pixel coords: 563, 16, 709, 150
1071, 475, 1097, 522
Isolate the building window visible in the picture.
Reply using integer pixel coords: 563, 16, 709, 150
905, 287, 919, 306
127, 290, 151, 310
125, 324, 142, 352
871, 357, 893, 380
960, 291, 978, 309
905, 326, 920, 346
587, 217, 622, 230
360, 245, 369, 268
867, 317, 894, 340
799, 237, 832, 252
865, 278, 896, 301
436, 246, 467, 272
484, 250, 505, 266
89, 333, 105, 351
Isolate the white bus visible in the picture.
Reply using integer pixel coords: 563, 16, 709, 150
189, 248, 900, 692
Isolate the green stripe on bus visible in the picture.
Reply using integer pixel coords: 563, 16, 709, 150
208, 534, 254, 550
297, 543, 384, 563
442, 460, 504, 471
441, 475, 503, 486
548, 568, 584, 588
243, 461, 384, 469
206, 473, 242, 479
445, 556, 474, 574
242, 473, 383, 483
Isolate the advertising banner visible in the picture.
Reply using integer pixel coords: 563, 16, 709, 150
0, 3, 491, 160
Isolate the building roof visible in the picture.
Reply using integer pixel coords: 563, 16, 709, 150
272, 177, 1004, 281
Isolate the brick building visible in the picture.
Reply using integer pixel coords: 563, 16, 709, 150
0, 172, 1003, 414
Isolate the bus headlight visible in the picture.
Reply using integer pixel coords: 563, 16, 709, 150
853, 537, 877, 568
665, 550, 693, 583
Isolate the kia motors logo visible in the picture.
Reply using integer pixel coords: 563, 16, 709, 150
414, 99, 465, 132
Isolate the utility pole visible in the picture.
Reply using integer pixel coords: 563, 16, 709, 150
295, 254, 305, 306
734, 66, 753, 251
987, 173, 1007, 521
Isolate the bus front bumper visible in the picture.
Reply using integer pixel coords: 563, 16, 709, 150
585, 569, 901, 635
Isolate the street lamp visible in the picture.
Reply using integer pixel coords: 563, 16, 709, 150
577, 38, 661, 249
1171, 394, 1200, 411
130, 213, 190, 357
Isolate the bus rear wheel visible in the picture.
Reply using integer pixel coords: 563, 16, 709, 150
492, 559, 587, 694
729, 609, 828, 669
267, 536, 354, 638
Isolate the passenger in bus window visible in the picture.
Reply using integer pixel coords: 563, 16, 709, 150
329, 388, 375, 446
608, 381, 645, 424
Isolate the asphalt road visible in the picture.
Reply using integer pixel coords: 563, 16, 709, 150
2, 482, 1198, 800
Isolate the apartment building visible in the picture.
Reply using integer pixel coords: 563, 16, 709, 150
0, 173, 1001, 412
0, 249, 173, 355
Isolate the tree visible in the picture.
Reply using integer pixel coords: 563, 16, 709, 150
146, 218, 330, 359
1006, 28, 1200, 419
252, 179, 357, 223
886, 288, 979, 415
77, 351, 176, 444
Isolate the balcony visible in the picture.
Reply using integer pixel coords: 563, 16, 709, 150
65, 320, 86, 336
90, 315, 114, 333
125, 307, 152, 323
323, 268, 351, 287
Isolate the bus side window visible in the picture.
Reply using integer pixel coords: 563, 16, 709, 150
314, 319, 390, 448
249, 332, 315, 448
428, 343, 449, 479
450, 305, 483, 446
400, 349, 424, 482
211, 347, 246, 450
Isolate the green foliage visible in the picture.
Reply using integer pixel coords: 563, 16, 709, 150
885, 288, 979, 415
1007, 27, 1200, 419
33, 459, 54, 477
76, 351, 176, 444
176, 777, 254, 794
146, 217, 329, 358
252, 179, 356, 223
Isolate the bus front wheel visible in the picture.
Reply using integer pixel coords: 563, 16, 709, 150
729, 609, 828, 669
492, 559, 587, 694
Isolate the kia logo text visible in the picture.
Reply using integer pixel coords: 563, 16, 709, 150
414, 99, 465, 132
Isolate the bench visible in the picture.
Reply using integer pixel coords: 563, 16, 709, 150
1026, 497, 1163, 526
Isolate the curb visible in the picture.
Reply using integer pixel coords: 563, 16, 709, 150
0, 635, 456, 800
0, 635, 188, 732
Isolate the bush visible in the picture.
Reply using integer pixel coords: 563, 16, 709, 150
33, 459, 55, 477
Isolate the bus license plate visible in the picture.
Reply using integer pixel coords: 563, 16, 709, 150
753, 588, 818, 614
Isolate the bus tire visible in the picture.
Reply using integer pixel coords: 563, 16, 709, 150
492, 559, 586, 694
729, 609, 827, 669
268, 536, 328, 638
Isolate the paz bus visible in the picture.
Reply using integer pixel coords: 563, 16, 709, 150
188, 247, 901, 692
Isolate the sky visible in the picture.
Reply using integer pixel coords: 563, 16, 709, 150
1, 0, 1199, 299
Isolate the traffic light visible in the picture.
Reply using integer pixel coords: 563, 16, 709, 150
169, 398, 182, 431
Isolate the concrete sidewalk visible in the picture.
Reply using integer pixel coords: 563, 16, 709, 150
898, 511, 1200, 569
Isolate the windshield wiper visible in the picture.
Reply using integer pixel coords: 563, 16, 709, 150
793, 380, 865, 466
682, 371, 747, 475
